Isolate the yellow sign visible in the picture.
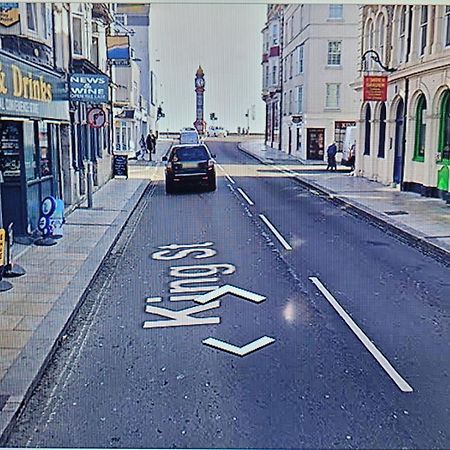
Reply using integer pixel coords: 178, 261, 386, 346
0, 228, 5, 266
0, 4, 20, 28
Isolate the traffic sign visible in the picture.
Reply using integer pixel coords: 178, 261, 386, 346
87, 107, 106, 128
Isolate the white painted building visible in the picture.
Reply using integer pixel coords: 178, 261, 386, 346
261, 5, 283, 148
354, 5, 450, 203
278, 4, 359, 160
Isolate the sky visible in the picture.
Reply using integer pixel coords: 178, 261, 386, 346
150, 4, 267, 133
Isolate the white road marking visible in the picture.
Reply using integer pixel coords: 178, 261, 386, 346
194, 284, 266, 305
216, 163, 225, 172
259, 214, 293, 250
225, 174, 235, 184
146, 297, 162, 303
309, 277, 413, 393
203, 336, 275, 357
237, 188, 255, 206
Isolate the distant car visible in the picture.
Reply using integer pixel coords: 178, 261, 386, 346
162, 144, 216, 193
179, 130, 200, 144
207, 126, 227, 138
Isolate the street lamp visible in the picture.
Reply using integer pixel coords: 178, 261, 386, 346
361, 49, 397, 73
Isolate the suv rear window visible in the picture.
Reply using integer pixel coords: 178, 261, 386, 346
171, 146, 209, 161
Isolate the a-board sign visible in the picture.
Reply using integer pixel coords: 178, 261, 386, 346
113, 155, 128, 178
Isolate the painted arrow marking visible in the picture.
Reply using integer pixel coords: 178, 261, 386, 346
203, 336, 275, 357
194, 284, 266, 305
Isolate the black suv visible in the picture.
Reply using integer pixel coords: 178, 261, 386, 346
163, 144, 216, 193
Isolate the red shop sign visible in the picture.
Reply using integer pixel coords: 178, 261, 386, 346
363, 75, 388, 102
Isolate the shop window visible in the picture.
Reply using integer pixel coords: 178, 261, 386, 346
378, 103, 386, 158
414, 95, 427, 161
0, 122, 22, 179
38, 122, 51, 177
438, 91, 450, 162
27, 3, 37, 31
364, 105, 371, 155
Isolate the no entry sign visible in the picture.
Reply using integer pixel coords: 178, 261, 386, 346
87, 107, 106, 128
363, 75, 388, 102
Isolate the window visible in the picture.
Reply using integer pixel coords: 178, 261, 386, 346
297, 44, 304, 74
284, 58, 288, 82
398, 7, 406, 63
325, 83, 340, 108
364, 105, 372, 155
272, 65, 277, 85
290, 15, 294, 41
272, 23, 278, 45
438, 91, 450, 161
91, 36, 99, 67
289, 53, 293, 78
296, 85, 303, 113
378, 16, 385, 61
38, 122, 51, 177
420, 6, 428, 56
283, 92, 287, 115
26, 3, 37, 31
445, 6, 450, 47
288, 90, 293, 114
329, 4, 343, 19
41, 4, 48, 38
378, 103, 386, 158
327, 41, 342, 65
414, 95, 427, 161
72, 16, 83, 56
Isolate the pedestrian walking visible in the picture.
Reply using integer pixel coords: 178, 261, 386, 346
151, 132, 157, 154
326, 142, 338, 171
149, 133, 153, 161
139, 135, 146, 160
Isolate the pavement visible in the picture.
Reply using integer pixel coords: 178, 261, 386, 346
0, 141, 171, 444
238, 140, 450, 259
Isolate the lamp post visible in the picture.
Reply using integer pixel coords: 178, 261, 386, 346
361, 49, 397, 73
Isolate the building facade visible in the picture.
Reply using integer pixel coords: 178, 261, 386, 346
261, 5, 283, 149
355, 5, 450, 203
279, 4, 360, 160
0, 3, 71, 238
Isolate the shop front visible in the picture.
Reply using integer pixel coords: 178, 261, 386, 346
0, 51, 69, 238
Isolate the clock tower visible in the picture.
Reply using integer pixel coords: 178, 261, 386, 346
194, 65, 206, 134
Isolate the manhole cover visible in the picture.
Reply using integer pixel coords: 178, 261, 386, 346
384, 210, 409, 216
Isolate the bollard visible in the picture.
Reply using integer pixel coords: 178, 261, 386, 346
34, 196, 57, 246
0, 228, 13, 292
3, 223, 26, 278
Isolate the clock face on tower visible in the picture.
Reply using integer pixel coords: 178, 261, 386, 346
195, 77, 205, 88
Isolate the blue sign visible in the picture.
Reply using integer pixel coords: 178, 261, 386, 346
69, 73, 109, 103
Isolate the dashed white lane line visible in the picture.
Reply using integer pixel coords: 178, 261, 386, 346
309, 276, 413, 393
259, 214, 293, 251
225, 174, 235, 184
237, 188, 255, 206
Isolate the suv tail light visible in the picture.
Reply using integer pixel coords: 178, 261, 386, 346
208, 159, 214, 169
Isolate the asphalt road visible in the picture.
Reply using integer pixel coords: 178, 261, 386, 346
5, 141, 450, 448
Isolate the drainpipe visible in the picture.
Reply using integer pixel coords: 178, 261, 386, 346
400, 5, 413, 190
278, 9, 284, 151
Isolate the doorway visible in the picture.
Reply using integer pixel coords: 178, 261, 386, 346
393, 99, 405, 184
